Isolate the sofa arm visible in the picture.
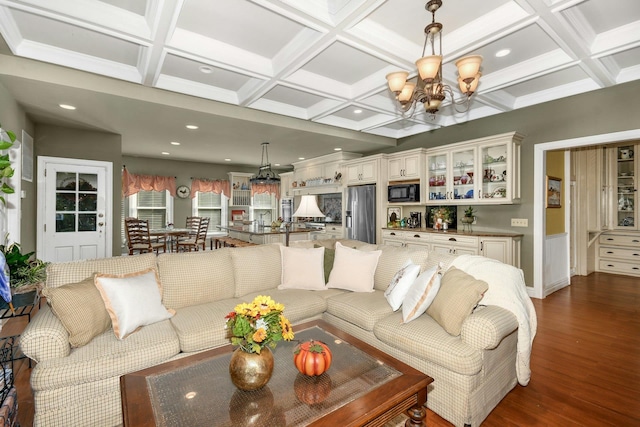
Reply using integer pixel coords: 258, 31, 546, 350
20, 304, 71, 363
460, 305, 518, 350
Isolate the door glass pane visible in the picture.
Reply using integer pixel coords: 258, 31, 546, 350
427, 153, 447, 201
56, 194, 76, 211
56, 172, 77, 190
616, 146, 635, 227
56, 213, 76, 232
79, 193, 97, 211
452, 149, 474, 200
79, 173, 98, 191
481, 144, 508, 199
78, 214, 97, 231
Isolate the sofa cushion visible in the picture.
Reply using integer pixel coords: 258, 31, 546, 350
29, 319, 180, 391
158, 249, 235, 309
170, 299, 241, 352
374, 312, 483, 376
402, 264, 442, 323
231, 244, 282, 297
374, 246, 430, 291
384, 260, 421, 311
327, 243, 381, 292
42, 275, 112, 348
426, 267, 489, 336
95, 269, 174, 340
326, 291, 393, 331
241, 289, 328, 324
278, 245, 326, 290
45, 253, 158, 288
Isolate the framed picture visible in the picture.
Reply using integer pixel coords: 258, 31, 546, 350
387, 206, 401, 223
546, 176, 562, 208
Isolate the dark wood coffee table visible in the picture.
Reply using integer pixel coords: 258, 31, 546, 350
120, 320, 432, 426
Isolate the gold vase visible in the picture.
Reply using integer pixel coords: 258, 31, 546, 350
229, 348, 274, 391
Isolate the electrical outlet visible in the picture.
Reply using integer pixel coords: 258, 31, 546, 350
511, 218, 528, 227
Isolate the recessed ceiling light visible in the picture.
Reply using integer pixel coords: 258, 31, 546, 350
186, 124, 199, 130
161, 152, 170, 155
495, 49, 511, 58
59, 104, 76, 110
224, 158, 231, 162
274, 163, 280, 166
353, 109, 363, 114
334, 148, 342, 151
298, 157, 305, 160
170, 141, 180, 145
185, 391, 197, 399
199, 65, 213, 74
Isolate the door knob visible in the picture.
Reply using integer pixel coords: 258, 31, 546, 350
98, 222, 104, 226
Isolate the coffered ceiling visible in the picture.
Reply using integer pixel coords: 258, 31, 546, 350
0, 0, 639, 167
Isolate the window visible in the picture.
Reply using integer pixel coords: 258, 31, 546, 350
128, 190, 174, 229
193, 192, 227, 228
252, 193, 277, 224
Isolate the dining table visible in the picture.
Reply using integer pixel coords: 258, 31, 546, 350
149, 227, 190, 252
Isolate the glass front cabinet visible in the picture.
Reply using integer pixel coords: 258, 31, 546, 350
426, 132, 522, 205
612, 145, 637, 229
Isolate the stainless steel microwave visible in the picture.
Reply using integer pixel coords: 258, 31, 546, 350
388, 183, 419, 203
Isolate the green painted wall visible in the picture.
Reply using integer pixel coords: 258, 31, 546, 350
375, 79, 640, 285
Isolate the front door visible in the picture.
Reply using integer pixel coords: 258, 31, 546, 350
37, 157, 112, 262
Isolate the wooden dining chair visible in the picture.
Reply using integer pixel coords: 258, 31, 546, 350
125, 217, 166, 255
177, 217, 210, 252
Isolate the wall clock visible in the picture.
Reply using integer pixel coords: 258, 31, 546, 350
176, 185, 191, 199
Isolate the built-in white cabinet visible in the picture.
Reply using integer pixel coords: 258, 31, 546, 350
425, 132, 522, 205
279, 171, 294, 198
387, 149, 424, 181
597, 232, 640, 277
430, 234, 478, 256
344, 157, 380, 185
380, 229, 522, 267
228, 172, 253, 207
610, 144, 638, 230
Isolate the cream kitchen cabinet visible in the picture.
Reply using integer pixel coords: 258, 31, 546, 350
425, 132, 522, 205
480, 236, 522, 267
345, 158, 379, 184
381, 229, 430, 250
610, 144, 638, 230
597, 232, 640, 277
430, 234, 478, 256
387, 149, 425, 181
324, 224, 344, 239
279, 171, 294, 197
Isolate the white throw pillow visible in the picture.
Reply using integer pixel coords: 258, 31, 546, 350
94, 269, 174, 339
384, 260, 421, 311
278, 245, 326, 290
326, 242, 382, 292
402, 263, 442, 323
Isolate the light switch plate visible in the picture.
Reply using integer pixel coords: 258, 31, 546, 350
511, 218, 528, 227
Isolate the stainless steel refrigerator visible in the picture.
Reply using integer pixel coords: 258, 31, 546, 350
345, 184, 376, 244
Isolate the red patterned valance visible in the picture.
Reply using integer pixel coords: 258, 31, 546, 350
122, 168, 176, 197
251, 183, 280, 199
190, 179, 230, 199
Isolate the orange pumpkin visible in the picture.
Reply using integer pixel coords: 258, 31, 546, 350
293, 340, 332, 376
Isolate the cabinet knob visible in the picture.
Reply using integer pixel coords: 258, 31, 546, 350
413, 235, 420, 238
390, 232, 396, 236
606, 251, 614, 254
607, 264, 614, 267
448, 237, 457, 242
632, 240, 639, 243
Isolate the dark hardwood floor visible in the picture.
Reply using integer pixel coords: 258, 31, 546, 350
4, 272, 639, 426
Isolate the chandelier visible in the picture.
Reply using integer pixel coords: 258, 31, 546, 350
249, 142, 280, 184
386, 0, 482, 118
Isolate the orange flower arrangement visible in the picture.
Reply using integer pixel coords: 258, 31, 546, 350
225, 295, 294, 354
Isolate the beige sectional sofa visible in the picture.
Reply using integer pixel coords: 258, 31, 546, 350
21, 239, 524, 427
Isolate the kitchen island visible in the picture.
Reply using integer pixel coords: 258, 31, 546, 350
217, 224, 318, 245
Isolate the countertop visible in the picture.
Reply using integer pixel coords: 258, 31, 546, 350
217, 224, 317, 236
382, 227, 524, 238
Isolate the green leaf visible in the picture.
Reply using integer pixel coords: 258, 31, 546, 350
0, 160, 10, 169
0, 141, 12, 150
2, 167, 14, 178
1, 183, 14, 194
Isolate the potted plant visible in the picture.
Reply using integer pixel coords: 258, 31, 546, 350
461, 206, 476, 231
0, 241, 48, 294
0, 123, 16, 205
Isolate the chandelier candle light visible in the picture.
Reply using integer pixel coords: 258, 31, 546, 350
250, 142, 280, 184
386, 0, 482, 118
